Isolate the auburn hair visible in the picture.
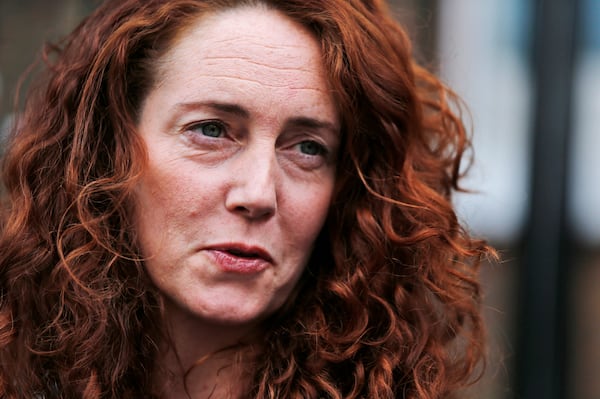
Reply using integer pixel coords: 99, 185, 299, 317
0, 0, 493, 398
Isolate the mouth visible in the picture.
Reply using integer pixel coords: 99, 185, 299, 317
210, 244, 273, 263
205, 243, 273, 274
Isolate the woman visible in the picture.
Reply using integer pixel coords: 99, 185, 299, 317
0, 0, 493, 398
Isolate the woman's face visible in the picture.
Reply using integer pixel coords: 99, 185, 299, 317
135, 6, 339, 329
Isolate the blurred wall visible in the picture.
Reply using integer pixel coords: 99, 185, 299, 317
0, 0, 95, 138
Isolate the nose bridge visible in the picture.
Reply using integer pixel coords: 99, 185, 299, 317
242, 141, 277, 192
226, 137, 278, 218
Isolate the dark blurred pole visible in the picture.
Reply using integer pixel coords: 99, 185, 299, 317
388, 0, 439, 66
414, 0, 439, 65
517, 0, 580, 398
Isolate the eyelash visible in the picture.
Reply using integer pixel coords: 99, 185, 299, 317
296, 140, 328, 157
186, 120, 227, 138
183, 120, 331, 161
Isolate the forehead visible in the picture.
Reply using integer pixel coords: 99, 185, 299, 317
155, 6, 326, 86
146, 5, 337, 123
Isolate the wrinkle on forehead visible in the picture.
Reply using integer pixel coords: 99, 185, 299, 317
144, 5, 337, 122
200, 56, 315, 74
158, 6, 322, 68
176, 38, 320, 73
175, 74, 329, 91
209, 35, 311, 51
154, 11, 328, 90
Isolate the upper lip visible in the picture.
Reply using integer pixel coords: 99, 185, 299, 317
206, 243, 274, 262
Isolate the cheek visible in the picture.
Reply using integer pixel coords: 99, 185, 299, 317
285, 179, 335, 249
136, 174, 178, 223
137, 159, 205, 217
133, 166, 193, 251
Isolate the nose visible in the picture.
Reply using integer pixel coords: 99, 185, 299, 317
224, 145, 278, 220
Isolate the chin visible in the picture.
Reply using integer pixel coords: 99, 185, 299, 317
192, 304, 276, 328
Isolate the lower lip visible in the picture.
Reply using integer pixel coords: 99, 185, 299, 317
206, 250, 270, 274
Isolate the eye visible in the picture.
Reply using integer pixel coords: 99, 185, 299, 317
189, 121, 226, 138
297, 140, 327, 156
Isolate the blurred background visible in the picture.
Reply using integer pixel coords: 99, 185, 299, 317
0, 1, 598, 398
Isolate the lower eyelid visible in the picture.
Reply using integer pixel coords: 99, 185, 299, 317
279, 149, 329, 171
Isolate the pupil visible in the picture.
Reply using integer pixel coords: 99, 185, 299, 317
202, 123, 221, 137
301, 141, 320, 155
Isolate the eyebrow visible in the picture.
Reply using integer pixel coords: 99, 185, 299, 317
283, 116, 339, 137
173, 101, 339, 135
174, 101, 250, 119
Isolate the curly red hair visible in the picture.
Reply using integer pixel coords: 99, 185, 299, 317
0, 0, 493, 398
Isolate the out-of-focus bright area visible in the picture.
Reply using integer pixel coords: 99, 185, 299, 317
0, 1, 598, 398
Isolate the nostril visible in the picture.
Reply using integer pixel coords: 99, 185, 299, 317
234, 203, 275, 220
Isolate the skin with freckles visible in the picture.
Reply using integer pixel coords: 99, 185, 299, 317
134, 5, 340, 384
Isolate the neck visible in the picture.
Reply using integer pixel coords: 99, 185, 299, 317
160, 347, 245, 399
156, 304, 259, 399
